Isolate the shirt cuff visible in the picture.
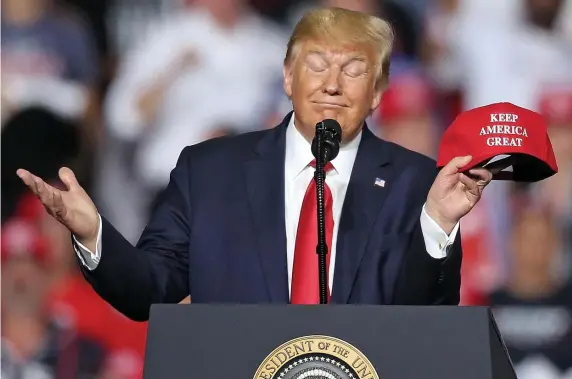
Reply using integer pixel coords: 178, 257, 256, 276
72, 214, 102, 270
419, 203, 460, 259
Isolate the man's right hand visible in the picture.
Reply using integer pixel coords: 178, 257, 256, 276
16, 167, 100, 252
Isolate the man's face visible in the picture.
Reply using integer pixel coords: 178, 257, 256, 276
511, 209, 559, 273
1, 259, 47, 315
283, 40, 383, 143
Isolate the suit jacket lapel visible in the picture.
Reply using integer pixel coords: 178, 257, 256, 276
244, 114, 291, 303
331, 126, 395, 303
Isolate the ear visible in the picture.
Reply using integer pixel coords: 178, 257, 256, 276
370, 87, 384, 112
283, 64, 293, 98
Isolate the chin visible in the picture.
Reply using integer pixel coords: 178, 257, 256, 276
317, 109, 343, 121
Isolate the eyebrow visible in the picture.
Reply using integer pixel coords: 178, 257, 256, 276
306, 50, 368, 64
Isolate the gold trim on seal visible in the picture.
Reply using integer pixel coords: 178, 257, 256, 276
253, 335, 379, 379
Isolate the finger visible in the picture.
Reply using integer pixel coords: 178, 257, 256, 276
25, 174, 65, 214
440, 156, 473, 176
486, 166, 505, 175
467, 168, 493, 186
52, 186, 67, 219
59, 167, 80, 191
34, 176, 56, 207
458, 173, 478, 194
26, 173, 43, 197
16, 169, 37, 189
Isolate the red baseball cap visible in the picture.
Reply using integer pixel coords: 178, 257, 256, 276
437, 102, 558, 182
378, 72, 434, 122
1, 218, 49, 265
14, 192, 45, 221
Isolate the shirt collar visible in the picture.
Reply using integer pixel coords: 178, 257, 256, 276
285, 113, 361, 180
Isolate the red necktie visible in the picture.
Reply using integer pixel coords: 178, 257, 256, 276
291, 160, 335, 304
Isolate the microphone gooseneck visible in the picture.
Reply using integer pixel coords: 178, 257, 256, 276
312, 119, 342, 305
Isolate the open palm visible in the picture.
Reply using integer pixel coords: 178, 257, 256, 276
16, 167, 100, 243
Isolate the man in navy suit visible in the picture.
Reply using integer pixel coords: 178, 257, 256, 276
17, 8, 492, 321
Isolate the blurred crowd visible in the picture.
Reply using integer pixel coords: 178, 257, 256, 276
1, 0, 571, 378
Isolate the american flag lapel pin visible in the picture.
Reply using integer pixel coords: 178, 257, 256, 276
374, 178, 385, 187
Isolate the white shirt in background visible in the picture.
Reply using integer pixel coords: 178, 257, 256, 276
104, 8, 288, 188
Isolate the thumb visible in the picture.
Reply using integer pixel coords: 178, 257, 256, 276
441, 155, 473, 175
58, 167, 80, 191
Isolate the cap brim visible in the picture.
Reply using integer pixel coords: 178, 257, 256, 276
458, 153, 557, 182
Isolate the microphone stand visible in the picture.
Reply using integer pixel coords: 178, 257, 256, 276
314, 126, 329, 305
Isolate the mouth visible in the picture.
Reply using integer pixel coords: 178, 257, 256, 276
313, 102, 347, 108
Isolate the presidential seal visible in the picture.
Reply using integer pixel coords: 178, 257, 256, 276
253, 335, 379, 379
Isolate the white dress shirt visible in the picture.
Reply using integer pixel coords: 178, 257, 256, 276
74, 116, 460, 295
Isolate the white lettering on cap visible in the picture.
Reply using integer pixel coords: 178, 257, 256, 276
480, 112, 528, 147
486, 137, 523, 147
479, 125, 528, 136
489, 113, 519, 123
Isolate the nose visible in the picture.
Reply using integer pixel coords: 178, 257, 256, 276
322, 67, 342, 96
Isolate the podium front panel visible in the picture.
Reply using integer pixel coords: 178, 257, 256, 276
143, 304, 515, 379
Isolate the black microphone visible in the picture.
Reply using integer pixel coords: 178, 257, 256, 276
311, 119, 342, 164
311, 119, 343, 304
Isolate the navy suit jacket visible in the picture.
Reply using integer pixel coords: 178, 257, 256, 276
79, 113, 462, 321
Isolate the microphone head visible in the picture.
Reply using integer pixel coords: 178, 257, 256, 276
320, 119, 342, 143
311, 119, 343, 163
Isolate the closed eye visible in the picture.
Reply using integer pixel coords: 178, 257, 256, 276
343, 60, 367, 77
306, 54, 328, 72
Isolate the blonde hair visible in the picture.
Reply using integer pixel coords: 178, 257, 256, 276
285, 7, 395, 90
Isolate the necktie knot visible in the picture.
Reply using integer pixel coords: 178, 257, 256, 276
309, 159, 334, 173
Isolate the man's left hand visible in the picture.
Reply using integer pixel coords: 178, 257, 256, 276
425, 156, 493, 234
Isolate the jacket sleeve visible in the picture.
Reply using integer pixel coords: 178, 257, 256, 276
76, 147, 192, 321
392, 168, 463, 305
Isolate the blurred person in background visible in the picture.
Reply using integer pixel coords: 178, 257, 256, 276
377, 0, 420, 60
5, 191, 149, 379
420, 0, 572, 296
489, 199, 572, 379
418, 0, 465, 123
374, 57, 438, 158
97, 0, 287, 239
10, 191, 73, 287
561, 0, 572, 42
421, 0, 572, 116
1, 0, 100, 223
456, 196, 500, 305
105, 0, 181, 78
425, 0, 572, 110
61, 0, 111, 79
532, 86, 572, 231
1, 217, 108, 379
526, 85, 572, 268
